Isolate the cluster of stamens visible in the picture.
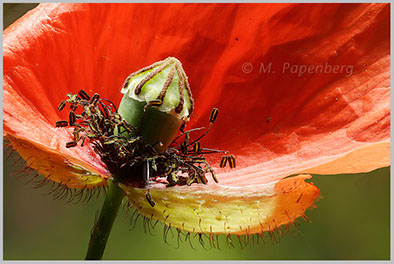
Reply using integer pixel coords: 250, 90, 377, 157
158, 108, 236, 188
55, 90, 235, 206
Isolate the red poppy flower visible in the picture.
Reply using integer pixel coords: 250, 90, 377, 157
3, 2, 390, 244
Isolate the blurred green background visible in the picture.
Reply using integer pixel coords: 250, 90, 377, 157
3, 4, 390, 260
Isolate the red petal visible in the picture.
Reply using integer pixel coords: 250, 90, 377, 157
4, 2, 388, 235
4, 4, 389, 186
7, 133, 107, 188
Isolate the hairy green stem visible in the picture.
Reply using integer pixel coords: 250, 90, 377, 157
85, 180, 125, 260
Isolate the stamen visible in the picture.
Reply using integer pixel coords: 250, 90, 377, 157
180, 142, 188, 154
69, 111, 76, 126
228, 155, 236, 168
192, 157, 205, 163
198, 171, 208, 184
78, 89, 91, 101
209, 108, 219, 123
58, 100, 66, 111
167, 172, 178, 186
90, 93, 100, 105
66, 141, 77, 148
193, 142, 201, 154
84, 105, 92, 117
99, 101, 109, 119
146, 191, 155, 207
98, 98, 118, 113
220, 156, 228, 168
145, 145, 157, 156
210, 169, 219, 183
73, 131, 80, 142
186, 172, 196, 186
55, 120, 68, 127
185, 132, 190, 146
171, 127, 205, 144
200, 148, 228, 154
